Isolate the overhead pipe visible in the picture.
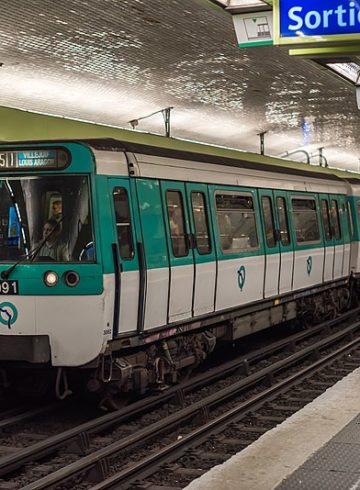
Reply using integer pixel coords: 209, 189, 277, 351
280, 148, 328, 167
280, 149, 310, 164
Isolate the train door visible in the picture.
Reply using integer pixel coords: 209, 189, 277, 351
258, 189, 280, 298
329, 195, 344, 279
161, 181, 194, 323
319, 194, 334, 282
274, 191, 294, 294
185, 183, 216, 316
109, 179, 140, 335
290, 195, 324, 291
339, 195, 351, 276
211, 187, 265, 310
135, 178, 169, 332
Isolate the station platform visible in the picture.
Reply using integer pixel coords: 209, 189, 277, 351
184, 367, 360, 490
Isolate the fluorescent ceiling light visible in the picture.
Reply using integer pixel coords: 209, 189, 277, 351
212, 0, 271, 10
228, 0, 270, 6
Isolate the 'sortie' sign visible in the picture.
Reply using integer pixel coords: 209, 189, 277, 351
274, 0, 360, 46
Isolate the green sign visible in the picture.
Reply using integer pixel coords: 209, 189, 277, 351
232, 11, 273, 48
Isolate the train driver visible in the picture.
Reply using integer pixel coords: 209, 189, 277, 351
37, 219, 70, 261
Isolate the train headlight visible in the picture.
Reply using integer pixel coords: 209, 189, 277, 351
64, 271, 80, 287
44, 271, 59, 287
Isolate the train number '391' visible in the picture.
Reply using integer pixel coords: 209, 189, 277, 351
0, 280, 18, 295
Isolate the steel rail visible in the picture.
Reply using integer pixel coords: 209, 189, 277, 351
0, 307, 355, 479
89, 336, 360, 490
184, 306, 360, 390
19, 322, 360, 490
0, 402, 63, 430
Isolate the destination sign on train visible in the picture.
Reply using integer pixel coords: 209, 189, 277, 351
0, 149, 69, 170
274, 0, 360, 46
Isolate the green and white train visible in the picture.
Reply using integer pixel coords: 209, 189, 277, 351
0, 132, 359, 404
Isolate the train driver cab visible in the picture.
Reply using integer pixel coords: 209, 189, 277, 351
0, 175, 96, 263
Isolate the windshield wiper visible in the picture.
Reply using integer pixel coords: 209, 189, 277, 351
1, 219, 63, 280
1, 241, 45, 280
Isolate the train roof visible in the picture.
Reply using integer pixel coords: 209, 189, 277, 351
1, 106, 360, 184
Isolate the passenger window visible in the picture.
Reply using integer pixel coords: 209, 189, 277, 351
292, 198, 320, 244
276, 197, 290, 246
166, 191, 188, 257
321, 200, 332, 241
112, 187, 134, 260
330, 200, 341, 240
191, 192, 211, 255
356, 201, 360, 225
215, 193, 259, 253
261, 196, 276, 248
347, 202, 354, 239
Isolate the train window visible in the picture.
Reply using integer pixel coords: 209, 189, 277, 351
347, 202, 354, 239
191, 192, 211, 255
276, 197, 290, 246
166, 191, 188, 257
215, 193, 258, 253
321, 200, 332, 241
292, 198, 320, 244
330, 200, 341, 240
356, 201, 360, 225
0, 175, 94, 263
112, 187, 134, 260
261, 196, 276, 248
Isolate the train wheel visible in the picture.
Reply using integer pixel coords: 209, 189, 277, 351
98, 389, 131, 411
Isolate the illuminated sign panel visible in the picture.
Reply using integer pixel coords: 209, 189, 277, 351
274, 0, 360, 46
233, 11, 273, 47
0, 149, 70, 170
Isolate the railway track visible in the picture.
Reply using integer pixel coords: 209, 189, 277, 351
0, 309, 360, 489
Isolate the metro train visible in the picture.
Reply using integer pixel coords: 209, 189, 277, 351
0, 132, 359, 407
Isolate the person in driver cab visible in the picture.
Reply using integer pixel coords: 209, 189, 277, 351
37, 219, 70, 261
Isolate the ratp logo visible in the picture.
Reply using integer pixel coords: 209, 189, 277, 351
307, 256, 313, 276
237, 265, 246, 291
0, 302, 18, 329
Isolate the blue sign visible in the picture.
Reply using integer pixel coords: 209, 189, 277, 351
277, 0, 360, 41
7, 206, 20, 247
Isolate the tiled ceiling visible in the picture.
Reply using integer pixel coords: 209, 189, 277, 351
0, 0, 358, 170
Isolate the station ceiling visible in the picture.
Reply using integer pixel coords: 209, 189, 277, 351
0, 0, 359, 171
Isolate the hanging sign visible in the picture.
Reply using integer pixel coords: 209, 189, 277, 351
274, 0, 360, 46
232, 11, 273, 47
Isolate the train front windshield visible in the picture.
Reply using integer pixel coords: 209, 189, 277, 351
0, 175, 95, 262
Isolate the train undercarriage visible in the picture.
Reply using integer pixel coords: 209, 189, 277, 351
0, 279, 354, 409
